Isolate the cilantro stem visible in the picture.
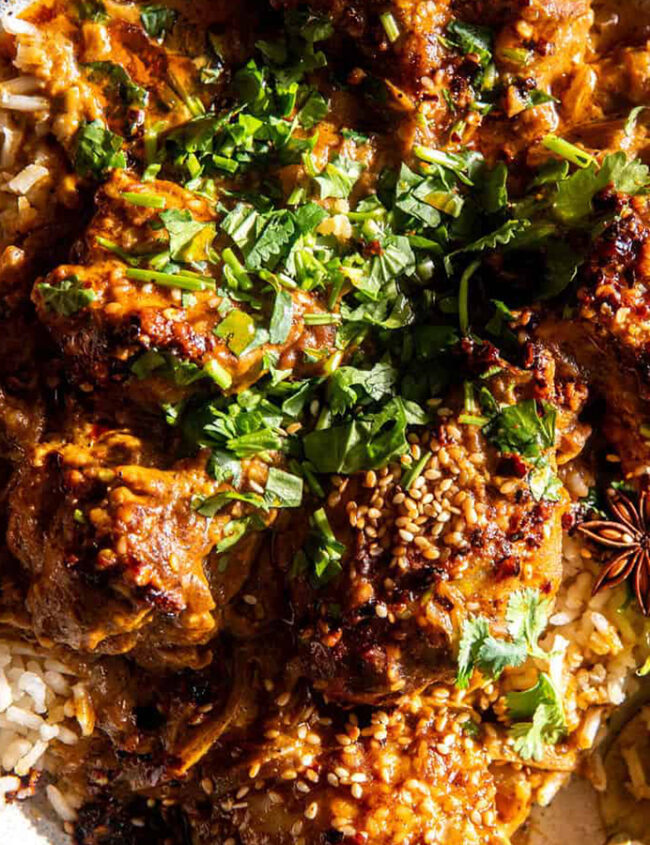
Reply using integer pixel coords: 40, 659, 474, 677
323, 350, 343, 375
458, 259, 480, 335
458, 413, 490, 427
121, 191, 167, 209
303, 312, 341, 326
95, 236, 140, 266
380, 11, 400, 43
222, 248, 253, 290
400, 453, 429, 491
303, 463, 325, 497
542, 134, 595, 169
203, 359, 232, 389
125, 267, 216, 291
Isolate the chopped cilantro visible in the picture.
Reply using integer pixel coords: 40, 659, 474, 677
264, 467, 303, 508
83, 62, 148, 107
507, 673, 567, 761
37, 276, 96, 316
77, 0, 107, 21
314, 154, 365, 200
455, 589, 552, 689
140, 5, 177, 40
74, 121, 126, 179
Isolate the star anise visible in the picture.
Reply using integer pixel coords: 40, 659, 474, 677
578, 487, 650, 615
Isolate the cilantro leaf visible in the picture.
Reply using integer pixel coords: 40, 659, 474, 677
206, 450, 242, 486
83, 62, 148, 106
294, 507, 345, 587
485, 399, 556, 460
446, 20, 493, 68
298, 90, 329, 128
303, 397, 415, 474
456, 616, 490, 689
506, 588, 552, 653
194, 488, 267, 517
160, 209, 215, 261
314, 155, 365, 200
215, 309, 257, 357
141, 5, 177, 40
327, 362, 398, 415
37, 276, 96, 316
269, 290, 293, 344
529, 457, 563, 502
368, 235, 416, 288
554, 151, 650, 224
507, 673, 566, 761
445, 219, 530, 272
264, 467, 303, 508
246, 210, 296, 271
481, 161, 508, 213
131, 350, 207, 385
74, 120, 126, 179
476, 636, 528, 678
394, 163, 443, 227
455, 616, 527, 688
293, 202, 328, 234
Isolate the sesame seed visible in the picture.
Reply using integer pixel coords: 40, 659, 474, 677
243, 594, 257, 605
305, 802, 319, 820
351, 783, 363, 799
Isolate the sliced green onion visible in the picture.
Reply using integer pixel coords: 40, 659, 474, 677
400, 453, 430, 491
303, 312, 342, 326
542, 134, 595, 169
204, 358, 232, 389
380, 11, 400, 43
212, 154, 238, 174
125, 267, 216, 291
142, 163, 162, 182
500, 47, 532, 65
121, 191, 167, 209
458, 259, 481, 335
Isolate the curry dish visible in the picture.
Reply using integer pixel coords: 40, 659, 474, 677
0, 1, 649, 843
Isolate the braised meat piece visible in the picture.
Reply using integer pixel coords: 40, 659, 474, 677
532, 193, 650, 476
272, 0, 453, 97
33, 171, 338, 406
281, 354, 582, 704
6, 418, 270, 666
183, 685, 514, 845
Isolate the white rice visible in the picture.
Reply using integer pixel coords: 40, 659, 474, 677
0, 641, 85, 819
45, 784, 77, 823
0, 13, 38, 38
5, 162, 48, 194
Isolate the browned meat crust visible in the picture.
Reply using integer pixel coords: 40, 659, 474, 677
281, 354, 577, 703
